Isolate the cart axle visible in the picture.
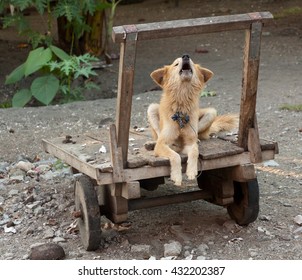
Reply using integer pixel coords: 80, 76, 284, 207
128, 189, 213, 211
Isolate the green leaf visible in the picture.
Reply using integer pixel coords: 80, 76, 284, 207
12, 89, 32, 107
50, 45, 71, 61
24, 47, 52, 76
31, 74, 60, 105
5, 62, 26, 85
95, 2, 112, 11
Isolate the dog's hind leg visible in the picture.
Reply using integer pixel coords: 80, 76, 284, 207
197, 107, 217, 139
147, 103, 160, 140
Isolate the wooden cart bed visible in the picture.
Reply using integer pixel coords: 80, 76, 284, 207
42, 129, 278, 186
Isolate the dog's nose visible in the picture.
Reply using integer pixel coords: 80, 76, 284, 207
182, 54, 190, 61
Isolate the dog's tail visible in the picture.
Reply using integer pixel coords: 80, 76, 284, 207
198, 114, 239, 139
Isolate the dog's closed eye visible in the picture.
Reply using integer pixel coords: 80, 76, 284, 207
174, 63, 179, 67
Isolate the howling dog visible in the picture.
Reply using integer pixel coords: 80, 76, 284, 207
147, 54, 238, 186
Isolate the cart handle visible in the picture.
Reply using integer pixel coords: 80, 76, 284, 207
112, 12, 273, 43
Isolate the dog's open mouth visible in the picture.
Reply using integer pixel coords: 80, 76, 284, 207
179, 61, 192, 75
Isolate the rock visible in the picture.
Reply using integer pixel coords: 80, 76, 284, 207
8, 189, 19, 196
44, 228, 55, 239
164, 240, 182, 257
16, 161, 34, 172
223, 220, 241, 232
4, 224, 16, 234
0, 195, 4, 205
29, 243, 65, 260
53, 237, 66, 243
263, 160, 279, 167
293, 227, 302, 234
196, 256, 207, 260
26, 201, 42, 210
196, 243, 209, 255
249, 249, 258, 257
294, 215, 302, 226
9, 175, 24, 183
259, 215, 271, 221
36, 164, 51, 172
131, 244, 151, 255
34, 206, 45, 215
40, 171, 55, 181
3, 253, 14, 260
23, 195, 34, 205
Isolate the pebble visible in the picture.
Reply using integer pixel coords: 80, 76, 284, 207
248, 249, 259, 257
196, 256, 207, 260
4, 224, 17, 233
26, 201, 42, 210
164, 241, 182, 257
29, 243, 65, 260
8, 189, 19, 196
53, 237, 66, 243
131, 244, 151, 255
16, 161, 34, 172
9, 175, 24, 182
34, 206, 45, 215
263, 160, 279, 167
44, 228, 55, 239
294, 215, 302, 226
196, 243, 209, 255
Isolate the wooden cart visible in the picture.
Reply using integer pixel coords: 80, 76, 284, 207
42, 12, 278, 251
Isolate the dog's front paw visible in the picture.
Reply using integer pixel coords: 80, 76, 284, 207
186, 168, 197, 181
170, 171, 182, 186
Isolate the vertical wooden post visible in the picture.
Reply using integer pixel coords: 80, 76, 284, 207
115, 25, 138, 168
238, 19, 263, 163
107, 124, 128, 223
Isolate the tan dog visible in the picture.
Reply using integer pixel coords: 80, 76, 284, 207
147, 54, 238, 186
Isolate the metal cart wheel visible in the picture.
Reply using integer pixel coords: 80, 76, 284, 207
74, 175, 101, 251
227, 179, 259, 225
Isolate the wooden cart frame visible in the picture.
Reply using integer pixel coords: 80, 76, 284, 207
43, 12, 277, 250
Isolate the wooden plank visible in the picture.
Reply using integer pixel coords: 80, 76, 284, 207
115, 26, 138, 167
42, 139, 100, 181
97, 152, 252, 185
109, 124, 125, 183
112, 12, 273, 43
199, 138, 244, 159
248, 127, 262, 163
238, 21, 263, 151
232, 164, 257, 182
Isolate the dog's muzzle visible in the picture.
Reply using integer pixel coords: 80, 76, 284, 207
179, 54, 193, 76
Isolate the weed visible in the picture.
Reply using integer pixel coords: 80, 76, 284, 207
201, 90, 217, 97
280, 104, 302, 112
274, 7, 302, 19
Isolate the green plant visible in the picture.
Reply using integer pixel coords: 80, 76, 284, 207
280, 104, 302, 112
201, 90, 217, 97
274, 7, 302, 19
5, 45, 99, 106
1, 0, 122, 107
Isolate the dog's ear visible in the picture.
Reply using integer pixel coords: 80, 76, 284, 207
150, 68, 165, 87
196, 65, 214, 83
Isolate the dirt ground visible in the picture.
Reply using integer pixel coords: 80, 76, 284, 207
0, 0, 302, 260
